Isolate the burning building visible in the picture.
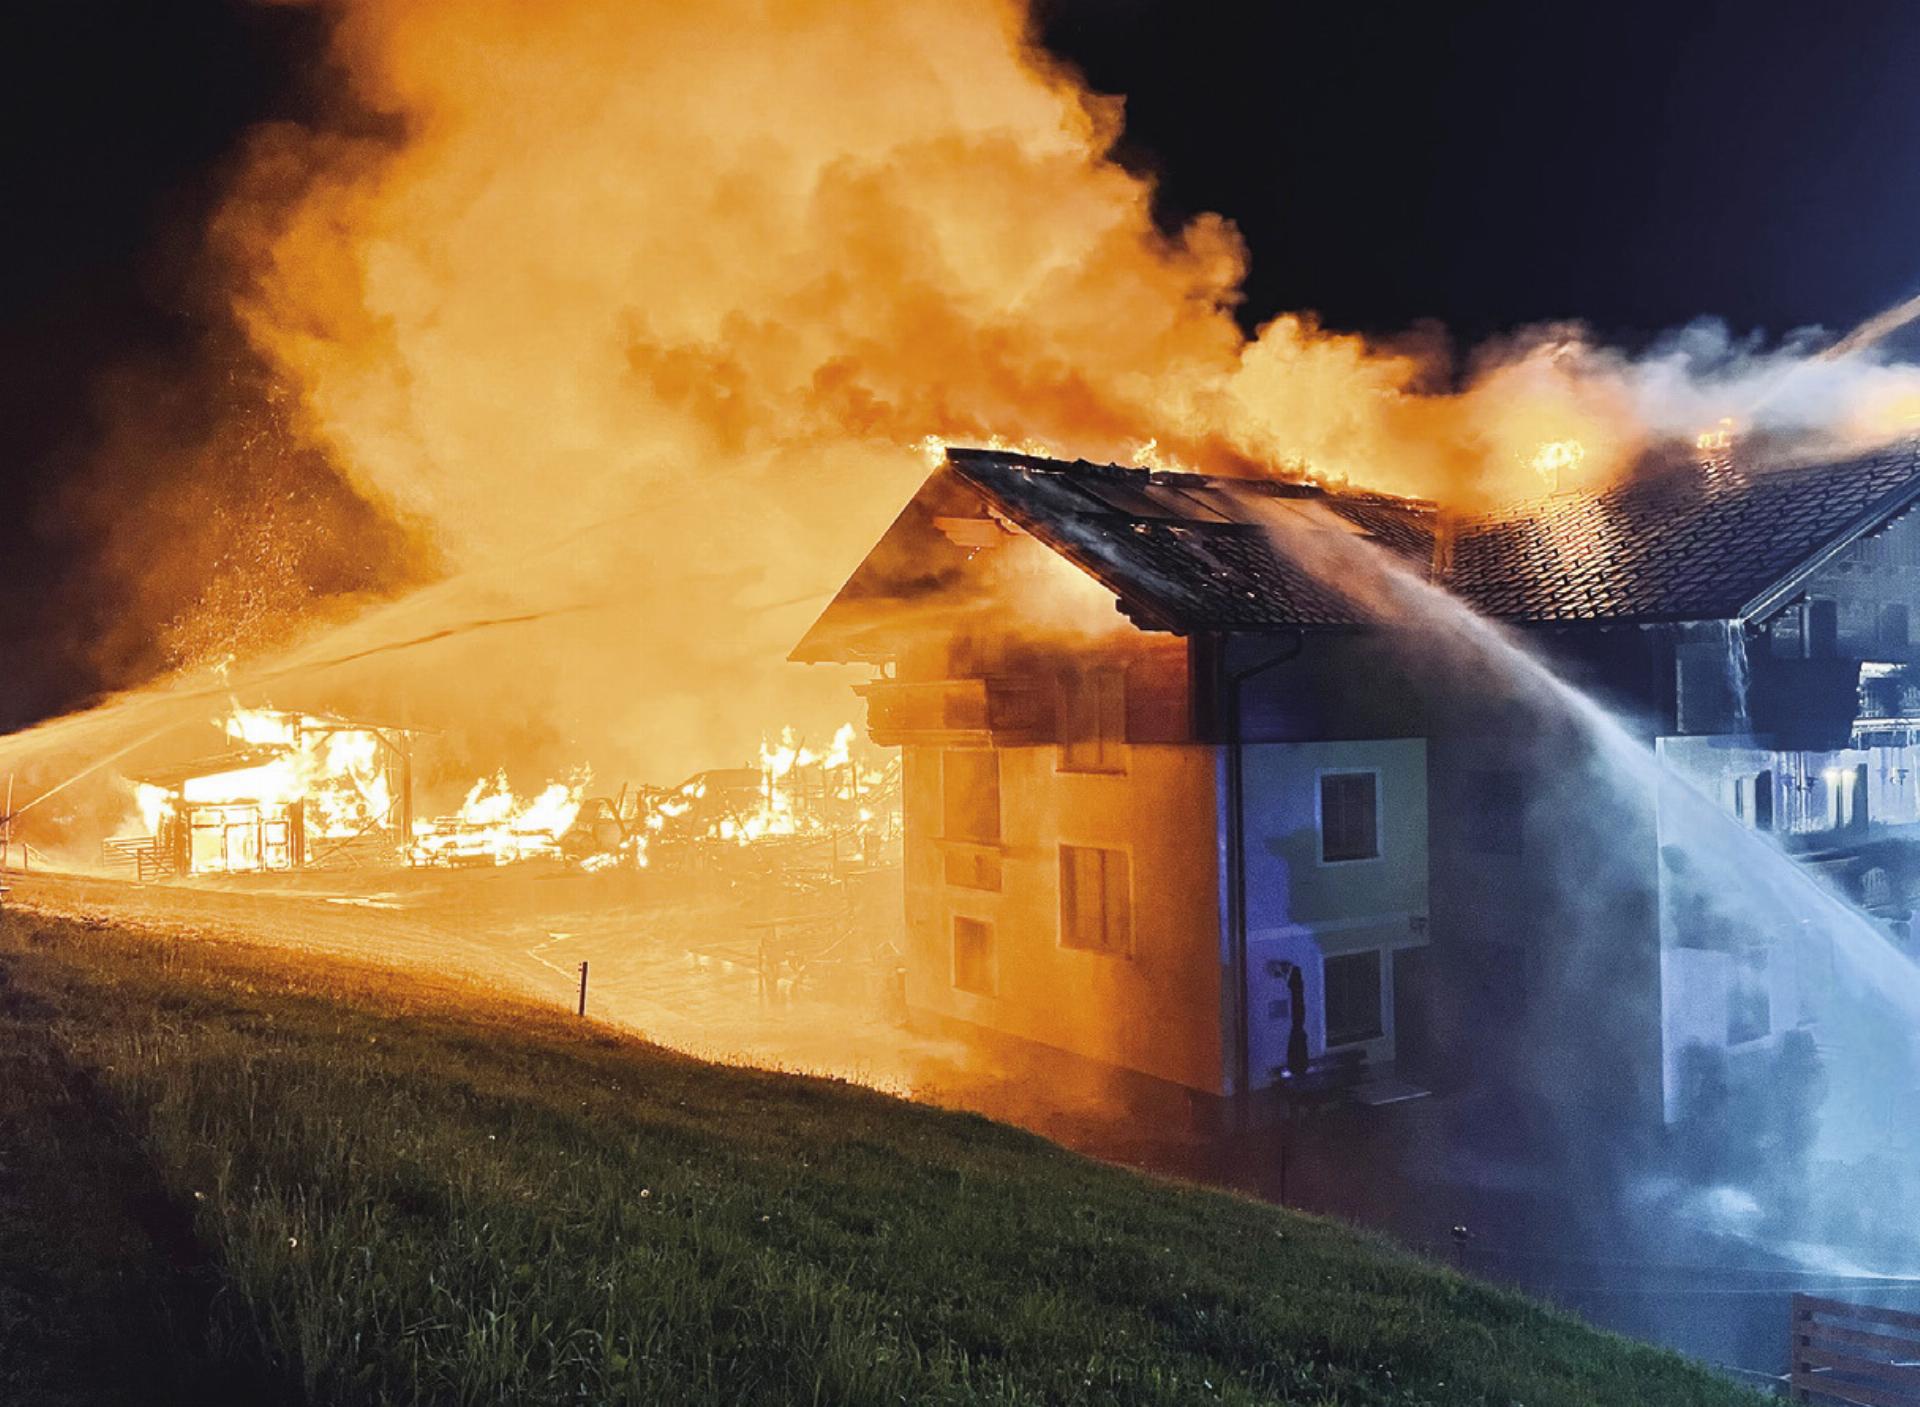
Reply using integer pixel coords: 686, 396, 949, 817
797, 443, 1920, 1135
107, 700, 899, 887
119, 708, 417, 878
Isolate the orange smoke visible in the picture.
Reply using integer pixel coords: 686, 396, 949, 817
221, 0, 1642, 555
10, 0, 1917, 818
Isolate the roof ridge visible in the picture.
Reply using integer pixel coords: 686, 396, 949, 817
938, 444, 1437, 511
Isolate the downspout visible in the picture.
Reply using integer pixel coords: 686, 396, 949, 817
1221, 629, 1306, 1135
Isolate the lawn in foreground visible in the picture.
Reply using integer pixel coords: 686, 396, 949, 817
0, 912, 1760, 1405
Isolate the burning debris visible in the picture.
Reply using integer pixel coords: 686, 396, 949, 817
407, 723, 896, 873
631, 724, 900, 870
408, 771, 589, 868
107, 707, 897, 881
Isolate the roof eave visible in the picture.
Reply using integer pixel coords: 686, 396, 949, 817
1733, 472, 1920, 625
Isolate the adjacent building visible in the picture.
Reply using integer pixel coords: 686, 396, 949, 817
795, 443, 1920, 1133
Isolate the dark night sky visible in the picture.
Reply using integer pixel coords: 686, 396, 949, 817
3, 0, 1920, 729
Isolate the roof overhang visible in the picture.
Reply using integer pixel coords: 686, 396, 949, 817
1735, 473, 1920, 625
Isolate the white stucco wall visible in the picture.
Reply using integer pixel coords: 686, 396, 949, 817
1240, 738, 1429, 1084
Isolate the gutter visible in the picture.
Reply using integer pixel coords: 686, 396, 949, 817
1220, 630, 1305, 1134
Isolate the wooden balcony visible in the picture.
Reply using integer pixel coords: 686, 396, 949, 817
855, 676, 1052, 748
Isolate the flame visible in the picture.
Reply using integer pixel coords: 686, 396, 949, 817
1527, 439, 1587, 489
204, 705, 393, 839
135, 782, 174, 834
224, 705, 297, 746
117, 705, 403, 874
598, 721, 899, 856
1696, 418, 1737, 452
1129, 437, 1194, 473
410, 770, 587, 866
27, 0, 1920, 847
725, 723, 884, 843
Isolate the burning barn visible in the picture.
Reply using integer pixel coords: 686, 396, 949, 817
117, 708, 416, 878
108, 700, 900, 887
797, 443, 1920, 1136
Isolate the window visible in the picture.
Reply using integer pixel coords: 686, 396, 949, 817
1318, 771, 1379, 863
1059, 844, 1131, 954
1769, 610, 1803, 659
1807, 599, 1839, 659
1465, 769, 1523, 855
1059, 670, 1127, 773
1753, 769, 1774, 831
1882, 603, 1911, 650
952, 917, 995, 995
941, 750, 1000, 843
1323, 950, 1384, 1047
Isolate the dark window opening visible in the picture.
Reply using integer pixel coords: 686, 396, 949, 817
1059, 844, 1131, 954
1324, 950, 1384, 1047
953, 916, 995, 995
1319, 771, 1379, 863
1881, 603, 1911, 650
942, 750, 1000, 844
1807, 599, 1839, 659
1769, 611, 1803, 659
1753, 769, 1774, 832
1465, 769, 1523, 855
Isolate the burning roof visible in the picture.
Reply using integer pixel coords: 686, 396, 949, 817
796, 443, 1920, 657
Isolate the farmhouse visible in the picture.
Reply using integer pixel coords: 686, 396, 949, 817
795, 443, 1920, 1132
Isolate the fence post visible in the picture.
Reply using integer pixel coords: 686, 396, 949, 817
1790, 1293, 1805, 1404
577, 960, 589, 1017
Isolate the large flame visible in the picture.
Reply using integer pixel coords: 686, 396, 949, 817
410, 771, 587, 867
9, 0, 1920, 834
118, 704, 402, 875
222, 0, 1661, 541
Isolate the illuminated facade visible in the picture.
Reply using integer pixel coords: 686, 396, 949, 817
802, 444, 1920, 1132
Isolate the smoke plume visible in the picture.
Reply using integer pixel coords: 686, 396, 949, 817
9, 0, 1920, 808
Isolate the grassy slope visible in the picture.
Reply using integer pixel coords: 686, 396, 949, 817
0, 943, 260, 1406
0, 911, 1761, 1407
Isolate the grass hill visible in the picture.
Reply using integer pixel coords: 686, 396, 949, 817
0, 910, 1760, 1406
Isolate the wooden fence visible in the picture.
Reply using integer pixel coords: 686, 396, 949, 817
1792, 1293, 1920, 1405
102, 835, 167, 882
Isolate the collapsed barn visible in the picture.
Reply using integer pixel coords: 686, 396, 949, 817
109, 708, 900, 883
796, 443, 1920, 1145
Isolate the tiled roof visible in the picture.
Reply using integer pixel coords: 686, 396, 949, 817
1448, 448, 1920, 623
945, 449, 1435, 630
794, 445, 1920, 658
946, 445, 1920, 631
